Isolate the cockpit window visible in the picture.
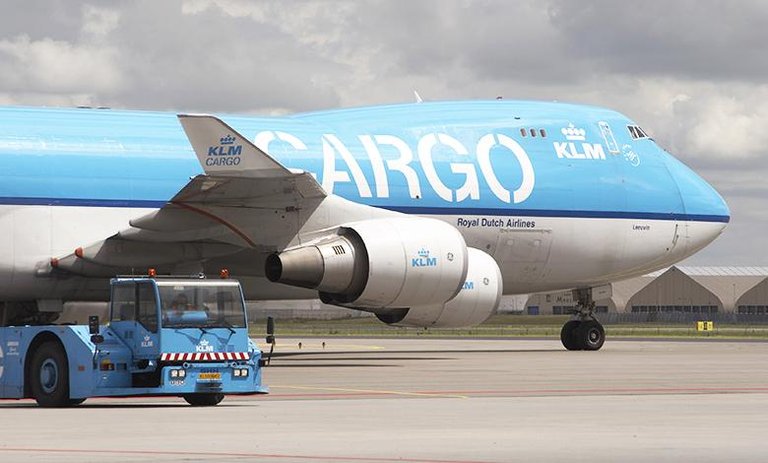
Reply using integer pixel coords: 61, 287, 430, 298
627, 125, 649, 140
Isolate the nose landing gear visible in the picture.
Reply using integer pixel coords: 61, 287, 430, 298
560, 288, 605, 351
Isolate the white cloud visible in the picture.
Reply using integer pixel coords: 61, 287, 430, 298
0, 35, 123, 94
81, 5, 120, 37
682, 92, 768, 161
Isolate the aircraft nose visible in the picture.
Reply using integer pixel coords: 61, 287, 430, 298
664, 154, 730, 253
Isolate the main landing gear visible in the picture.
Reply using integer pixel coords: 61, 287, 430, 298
560, 288, 605, 351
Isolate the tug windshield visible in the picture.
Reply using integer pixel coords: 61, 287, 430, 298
158, 280, 246, 329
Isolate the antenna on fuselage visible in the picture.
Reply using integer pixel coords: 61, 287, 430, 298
413, 90, 424, 103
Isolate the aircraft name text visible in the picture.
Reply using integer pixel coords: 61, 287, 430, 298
456, 217, 536, 229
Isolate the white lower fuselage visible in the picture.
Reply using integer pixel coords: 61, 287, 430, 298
0, 204, 725, 301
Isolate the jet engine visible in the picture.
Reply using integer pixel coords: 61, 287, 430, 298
376, 247, 503, 327
265, 217, 468, 308
265, 217, 503, 327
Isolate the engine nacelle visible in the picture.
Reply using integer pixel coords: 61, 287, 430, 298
376, 247, 503, 328
265, 217, 469, 309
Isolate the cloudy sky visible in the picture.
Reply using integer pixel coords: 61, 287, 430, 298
0, 0, 765, 265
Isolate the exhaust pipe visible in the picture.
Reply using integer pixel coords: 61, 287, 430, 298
264, 235, 368, 295
265, 247, 324, 289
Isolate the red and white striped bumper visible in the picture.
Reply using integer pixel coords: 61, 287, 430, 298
160, 352, 250, 362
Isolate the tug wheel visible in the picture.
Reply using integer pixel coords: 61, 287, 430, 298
29, 341, 71, 407
183, 393, 224, 406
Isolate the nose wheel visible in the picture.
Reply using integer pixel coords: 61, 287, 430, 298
560, 319, 605, 351
560, 288, 606, 351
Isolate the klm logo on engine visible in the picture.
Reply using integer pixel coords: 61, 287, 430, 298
206, 134, 242, 166
411, 248, 437, 268
553, 124, 606, 160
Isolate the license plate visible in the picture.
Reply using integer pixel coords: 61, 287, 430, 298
198, 372, 221, 380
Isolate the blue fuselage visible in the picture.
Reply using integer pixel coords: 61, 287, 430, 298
0, 101, 729, 223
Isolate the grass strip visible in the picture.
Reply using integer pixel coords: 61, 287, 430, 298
249, 314, 768, 339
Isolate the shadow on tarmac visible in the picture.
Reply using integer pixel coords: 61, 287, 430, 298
270, 348, 563, 358
268, 363, 398, 368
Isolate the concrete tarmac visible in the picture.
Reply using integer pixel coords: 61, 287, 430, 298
2, 338, 768, 462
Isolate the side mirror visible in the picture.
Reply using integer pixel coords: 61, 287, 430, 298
88, 315, 100, 335
89, 315, 104, 344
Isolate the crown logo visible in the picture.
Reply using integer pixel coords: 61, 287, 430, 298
196, 338, 214, 352
220, 134, 236, 145
418, 248, 430, 258
561, 124, 586, 141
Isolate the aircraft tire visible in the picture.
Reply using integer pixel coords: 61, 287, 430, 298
560, 320, 583, 351
29, 341, 71, 407
183, 393, 225, 406
577, 320, 605, 351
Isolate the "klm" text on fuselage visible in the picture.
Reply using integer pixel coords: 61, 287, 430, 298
553, 142, 606, 160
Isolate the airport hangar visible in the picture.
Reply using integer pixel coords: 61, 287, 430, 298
523, 266, 768, 318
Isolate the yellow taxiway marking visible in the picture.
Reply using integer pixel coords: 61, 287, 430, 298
273, 384, 468, 399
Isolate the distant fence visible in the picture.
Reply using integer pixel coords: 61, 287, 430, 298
598, 312, 768, 325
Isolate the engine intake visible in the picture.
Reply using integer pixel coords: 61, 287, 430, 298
375, 247, 503, 328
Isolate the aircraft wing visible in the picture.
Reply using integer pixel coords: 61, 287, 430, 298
49, 115, 326, 277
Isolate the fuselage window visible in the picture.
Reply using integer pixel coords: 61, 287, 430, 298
521, 128, 547, 138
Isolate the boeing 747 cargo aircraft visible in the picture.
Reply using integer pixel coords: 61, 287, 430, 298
0, 100, 729, 350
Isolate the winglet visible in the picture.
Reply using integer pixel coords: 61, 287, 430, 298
178, 114, 291, 177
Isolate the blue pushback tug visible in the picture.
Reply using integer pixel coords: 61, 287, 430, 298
0, 275, 268, 407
